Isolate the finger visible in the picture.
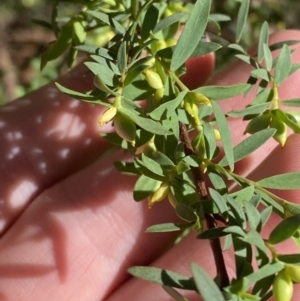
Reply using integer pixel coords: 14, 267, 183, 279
0, 149, 178, 300
0, 64, 111, 235
181, 53, 215, 89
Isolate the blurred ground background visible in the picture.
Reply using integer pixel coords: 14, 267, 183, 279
1, 0, 300, 104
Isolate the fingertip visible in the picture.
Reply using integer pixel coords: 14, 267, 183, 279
180, 53, 215, 89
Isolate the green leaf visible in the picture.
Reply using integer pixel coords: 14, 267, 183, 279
176, 203, 196, 222
117, 41, 127, 75
141, 5, 159, 40
209, 188, 228, 214
128, 266, 196, 290
41, 21, 73, 69
244, 262, 284, 290
257, 21, 269, 63
55, 83, 108, 104
114, 161, 138, 175
146, 223, 189, 233
149, 92, 187, 120
198, 227, 227, 239
260, 206, 273, 228
257, 172, 300, 190
194, 84, 249, 100
227, 103, 270, 117
208, 169, 227, 193
203, 122, 217, 160
277, 253, 300, 264
76, 45, 114, 60
133, 175, 160, 201
274, 44, 292, 86
244, 202, 261, 231
251, 69, 270, 82
263, 44, 273, 71
268, 214, 300, 244
191, 263, 225, 301
170, 0, 211, 71
230, 186, 255, 205
85, 62, 116, 86
153, 12, 187, 34
212, 101, 234, 170
223, 225, 245, 237
280, 98, 300, 107
162, 286, 189, 301
269, 40, 300, 52
119, 107, 171, 135
87, 10, 125, 34
191, 41, 222, 57
219, 128, 276, 166
243, 230, 267, 253
235, 0, 250, 43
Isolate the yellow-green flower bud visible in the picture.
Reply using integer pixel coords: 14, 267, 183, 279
149, 182, 169, 208
163, 8, 173, 18
244, 114, 271, 134
151, 39, 167, 54
214, 129, 221, 141
166, 38, 177, 47
187, 92, 211, 106
273, 270, 293, 301
144, 69, 164, 90
98, 106, 117, 127
114, 112, 136, 146
271, 118, 287, 147
285, 264, 300, 283
184, 95, 200, 125
155, 87, 164, 101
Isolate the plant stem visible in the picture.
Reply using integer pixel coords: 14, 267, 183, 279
179, 122, 230, 288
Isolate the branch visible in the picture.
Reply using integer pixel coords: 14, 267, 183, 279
179, 122, 230, 288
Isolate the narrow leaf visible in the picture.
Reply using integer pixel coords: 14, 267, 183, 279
141, 5, 159, 40
128, 266, 196, 290
212, 101, 234, 170
274, 44, 292, 86
153, 12, 187, 34
258, 22, 269, 63
235, 0, 250, 43
146, 223, 188, 233
171, 0, 211, 71
257, 172, 300, 189
268, 214, 300, 244
195, 84, 249, 100
117, 42, 127, 75
87, 10, 125, 34
133, 175, 159, 201
191, 263, 225, 301
219, 128, 276, 166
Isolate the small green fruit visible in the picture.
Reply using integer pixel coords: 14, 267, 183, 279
285, 264, 300, 283
270, 118, 287, 147
144, 69, 164, 90
244, 114, 271, 134
273, 270, 293, 301
114, 112, 136, 146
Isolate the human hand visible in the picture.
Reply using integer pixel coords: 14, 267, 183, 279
0, 30, 299, 301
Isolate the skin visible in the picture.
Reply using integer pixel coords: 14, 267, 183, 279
0, 30, 300, 301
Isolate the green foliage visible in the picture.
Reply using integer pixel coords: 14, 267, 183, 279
37, 0, 300, 300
